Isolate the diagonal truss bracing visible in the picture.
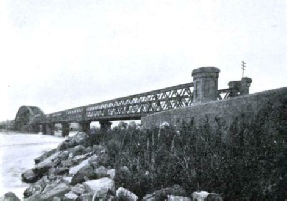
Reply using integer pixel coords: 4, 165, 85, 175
37, 82, 194, 123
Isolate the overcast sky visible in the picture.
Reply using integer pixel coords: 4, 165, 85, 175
0, 0, 286, 121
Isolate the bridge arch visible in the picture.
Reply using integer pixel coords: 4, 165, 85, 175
14, 106, 44, 131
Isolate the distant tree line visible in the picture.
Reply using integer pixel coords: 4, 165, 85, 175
0, 120, 14, 130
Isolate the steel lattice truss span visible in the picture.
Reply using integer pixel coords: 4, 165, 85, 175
33, 82, 232, 124
35, 82, 196, 123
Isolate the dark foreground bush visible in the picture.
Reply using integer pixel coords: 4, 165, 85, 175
90, 102, 286, 200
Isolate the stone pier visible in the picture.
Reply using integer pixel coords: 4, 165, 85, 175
79, 121, 91, 133
47, 123, 55, 135
99, 121, 112, 132
61, 122, 70, 137
41, 124, 47, 135
31, 124, 40, 133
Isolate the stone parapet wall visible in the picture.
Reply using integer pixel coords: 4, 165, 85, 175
142, 87, 287, 136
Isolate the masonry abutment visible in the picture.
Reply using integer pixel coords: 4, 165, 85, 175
99, 121, 112, 132
192, 67, 220, 103
79, 121, 91, 134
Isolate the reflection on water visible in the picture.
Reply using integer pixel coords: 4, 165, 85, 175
0, 131, 68, 199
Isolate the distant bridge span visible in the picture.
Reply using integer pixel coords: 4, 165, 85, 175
14, 67, 252, 136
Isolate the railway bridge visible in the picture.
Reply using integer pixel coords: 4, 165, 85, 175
14, 67, 252, 136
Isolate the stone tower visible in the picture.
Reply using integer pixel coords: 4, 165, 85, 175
228, 77, 252, 97
192, 67, 220, 103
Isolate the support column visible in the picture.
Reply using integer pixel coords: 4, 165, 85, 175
79, 121, 91, 134
29, 124, 40, 133
41, 124, 47, 135
61, 122, 70, 137
192, 67, 220, 103
31, 124, 40, 133
47, 123, 55, 135
99, 121, 112, 132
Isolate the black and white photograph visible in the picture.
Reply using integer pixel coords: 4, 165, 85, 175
0, 0, 286, 200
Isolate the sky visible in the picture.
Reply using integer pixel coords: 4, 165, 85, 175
0, 0, 286, 121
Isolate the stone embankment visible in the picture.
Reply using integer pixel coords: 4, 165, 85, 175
1, 132, 222, 201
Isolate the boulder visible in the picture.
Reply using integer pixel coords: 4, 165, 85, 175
40, 180, 71, 200
143, 185, 186, 201
95, 166, 108, 178
58, 150, 70, 160
78, 193, 93, 201
34, 148, 56, 164
142, 193, 154, 201
85, 146, 92, 153
63, 192, 78, 201
43, 151, 62, 163
69, 158, 90, 175
52, 197, 61, 201
167, 195, 191, 201
206, 193, 223, 201
107, 169, 116, 180
57, 140, 72, 151
71, 164, 96, 185
192, 191, 209, 201
21, 169, 39, 183
71, 132, 89, 145
71, 184, 86, 195
72, 153, 90, 164
88, 155, 99, 168
68, 145, 86, 158
83, 177, 115, 194
61, 159, 74, 168
0, 192, 21, 201
24, 193, 41, 201
49, 167, 69, 176
24, 176, 49, 198
116, 187, 138, 201
57, 132, 89, 151
31, 151, 62, 179
33, 160, 54, 176
62, 177, 73, 184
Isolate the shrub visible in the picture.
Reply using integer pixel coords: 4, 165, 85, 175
89, 101, 286, 200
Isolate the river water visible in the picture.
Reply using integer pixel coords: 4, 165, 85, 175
0, 131, 66, 199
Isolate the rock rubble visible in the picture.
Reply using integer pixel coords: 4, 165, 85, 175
2, 131, 223, 201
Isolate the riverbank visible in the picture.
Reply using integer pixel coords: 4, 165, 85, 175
9, 127, 223, 201
3, 113, 285, 200
0, 131, 66, 199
